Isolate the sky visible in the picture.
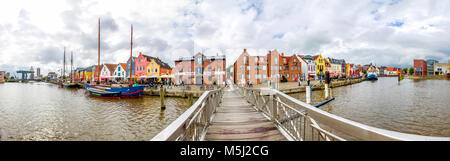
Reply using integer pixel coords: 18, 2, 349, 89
0, 0, 449, 76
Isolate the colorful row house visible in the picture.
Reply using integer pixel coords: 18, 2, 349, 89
300, 55, 317, 80
173, 53, 226, 85
134, 52, 172, 78
314, 54, 326, 78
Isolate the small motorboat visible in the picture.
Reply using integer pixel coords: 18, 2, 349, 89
366, 65, 378, 80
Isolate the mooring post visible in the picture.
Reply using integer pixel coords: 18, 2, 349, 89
324, 71, 330, 99
188, 93, 193, 106
306, 85, 311, 104
160, 87, 166, 110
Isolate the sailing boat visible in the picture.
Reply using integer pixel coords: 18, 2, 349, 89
63, 51, 80, 88
86, 20, 144, 98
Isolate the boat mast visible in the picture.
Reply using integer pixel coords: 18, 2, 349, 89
63, 47, 66, 82
71, 51, 73, 83
129, 24, 133, 85
97, 18, 101, 83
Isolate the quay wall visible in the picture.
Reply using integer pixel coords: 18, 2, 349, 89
279, 77, 366, 94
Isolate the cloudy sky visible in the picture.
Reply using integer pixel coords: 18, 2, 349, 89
1, 0, 449, 76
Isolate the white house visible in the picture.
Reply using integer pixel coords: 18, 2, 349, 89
301, 55, 316, 79
100, 64, 118, 79
112, 63, 127, 80
295, 54, 308, 81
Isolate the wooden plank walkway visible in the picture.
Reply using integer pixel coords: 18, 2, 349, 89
205, 90, 287, 141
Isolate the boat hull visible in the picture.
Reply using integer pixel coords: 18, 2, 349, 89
106, 86, 145, 98
85, 85, 144, 98
367, 73, 378, 80
86, 87, 121, 99
63, 83, 80, 88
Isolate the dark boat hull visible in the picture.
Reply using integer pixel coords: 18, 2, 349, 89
63, 83, 80, 88
86, 87, 121, 99
106, 86, 145, 98
85, 85, 144, 99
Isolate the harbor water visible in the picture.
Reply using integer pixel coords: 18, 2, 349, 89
0, 82, 192, 141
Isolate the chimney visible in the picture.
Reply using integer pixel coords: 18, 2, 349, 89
243, 48, 247, 53
281, 53, 284, 57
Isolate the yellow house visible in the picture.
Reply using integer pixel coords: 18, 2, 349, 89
146, 59, 160, 76
314, 54, 325, 76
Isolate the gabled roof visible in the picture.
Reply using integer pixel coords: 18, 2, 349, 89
142, 54, 172, 69
302, 55, 314, 60
385, 67, 399, 71
119, 63, 127, 71
294, 54, 307, 63
104, 64, 118, 73
313, 55, 320, 60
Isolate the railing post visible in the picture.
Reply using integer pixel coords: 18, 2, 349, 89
269, 92, 277, 121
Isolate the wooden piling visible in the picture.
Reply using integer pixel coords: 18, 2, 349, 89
324, 83, 329, 99
188, 93, 193, 106
160, 88, 166, 110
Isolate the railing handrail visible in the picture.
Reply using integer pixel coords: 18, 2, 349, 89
240, 87, 450, 141
151, 88, 223, 141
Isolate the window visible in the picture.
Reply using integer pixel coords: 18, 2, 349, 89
275, 58, 278, 64
208, 66, 212, 72
118, 67, 120, 71
118, 73, 120, 76
294, 59, 296, 63
280, 66, 282, 70
243, 56, 247, 63
263, 66, 266, 70
247, 74, 250, 79
247, 66, 250, 70
240, 66, 244, 70
283, 58, 286, 63
255, 57, 258, 62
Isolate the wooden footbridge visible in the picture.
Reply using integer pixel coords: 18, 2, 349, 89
151, 87, 450, 141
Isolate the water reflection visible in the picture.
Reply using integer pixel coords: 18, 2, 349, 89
289, 77, 450, 137
0, 82, 191, 141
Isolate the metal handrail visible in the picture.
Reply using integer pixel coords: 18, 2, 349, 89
238, 87, 450, 141
151, 88, 224, 141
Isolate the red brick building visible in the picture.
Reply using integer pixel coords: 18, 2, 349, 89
233, 49, 302, 85
173, 53, 226, 85
413, 59, 427, 76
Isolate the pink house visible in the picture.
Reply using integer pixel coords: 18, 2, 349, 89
135, 52, 151, 77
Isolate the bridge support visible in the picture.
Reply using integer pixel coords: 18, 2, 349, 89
325, 84, 329, 99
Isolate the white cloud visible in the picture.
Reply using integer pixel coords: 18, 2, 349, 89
0, 0, 449, 76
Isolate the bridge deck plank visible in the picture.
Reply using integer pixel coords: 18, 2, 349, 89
205, 90, 287, 141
